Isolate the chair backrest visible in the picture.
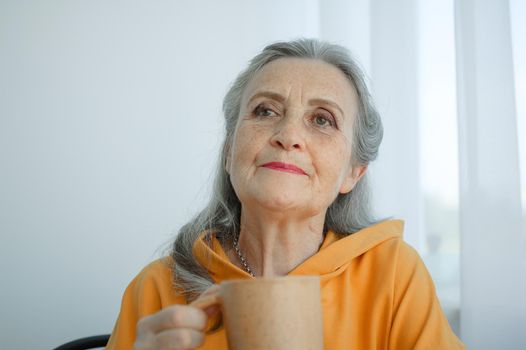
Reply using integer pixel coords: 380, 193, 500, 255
54, 334, 111, 350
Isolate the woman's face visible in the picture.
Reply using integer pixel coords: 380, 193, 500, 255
226, 58, 366, 216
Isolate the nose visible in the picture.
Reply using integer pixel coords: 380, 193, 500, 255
269, 110, 306, 151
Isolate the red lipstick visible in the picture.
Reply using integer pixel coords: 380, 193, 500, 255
261, 162, 307, 175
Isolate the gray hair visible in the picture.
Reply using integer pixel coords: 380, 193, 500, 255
171, 38, 386, 302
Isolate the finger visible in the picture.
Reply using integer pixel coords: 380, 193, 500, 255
190, 284, 221, 310
155, 328, 205, 350
142, 305, 208, 333
191, 286, 223, 333
190, 293, 221, 310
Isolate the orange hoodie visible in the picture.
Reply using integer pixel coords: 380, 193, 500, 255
106, 219, 465, 349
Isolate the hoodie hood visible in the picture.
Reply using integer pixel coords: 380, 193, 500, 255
192, 219, 404, 286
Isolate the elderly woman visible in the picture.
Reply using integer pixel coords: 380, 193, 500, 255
107, 39, 464, 349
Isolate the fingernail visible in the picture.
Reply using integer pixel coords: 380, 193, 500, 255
205, 305, 220, 316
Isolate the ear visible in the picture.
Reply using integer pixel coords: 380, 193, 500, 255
339, 164, 367, 194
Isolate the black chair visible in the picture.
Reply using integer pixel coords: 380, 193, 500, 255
54, 334, 111, 350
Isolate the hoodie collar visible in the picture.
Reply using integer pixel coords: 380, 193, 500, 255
192, 219, 404, 285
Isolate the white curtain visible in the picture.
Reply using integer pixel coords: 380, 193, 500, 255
320, 0, 526, 348
455, 0, 526, 348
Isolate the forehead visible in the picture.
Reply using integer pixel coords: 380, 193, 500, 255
242, 57, 359, 114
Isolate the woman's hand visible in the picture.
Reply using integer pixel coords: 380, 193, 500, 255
133, 284, 221, 350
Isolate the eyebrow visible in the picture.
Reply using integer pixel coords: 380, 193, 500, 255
247, 91, 345, 117
308, 98, 345, 117
247, 91, 286, 104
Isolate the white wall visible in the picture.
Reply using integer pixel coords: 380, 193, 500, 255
0, 1, 320, 348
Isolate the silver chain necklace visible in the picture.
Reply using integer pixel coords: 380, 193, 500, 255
232, 236, 255, 277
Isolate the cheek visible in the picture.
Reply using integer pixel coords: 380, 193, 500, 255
312, 139, 350, 189
230, 125, 267, 172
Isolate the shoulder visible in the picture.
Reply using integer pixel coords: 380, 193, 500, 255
378, 237, 422, 269
375, 238, 438, 307
364, 232, 422, 268
354, 231, 416, 266
358, 235, 431, 293
385, 237, 429, 280
124, 256, 185, 311
132, 257, 174, 287
390, 239, 429, 282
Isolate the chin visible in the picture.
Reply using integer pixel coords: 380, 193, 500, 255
258, 192, 304, 211
237, 183, 309, 211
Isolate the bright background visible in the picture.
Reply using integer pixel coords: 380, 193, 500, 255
1, 1, 525, 349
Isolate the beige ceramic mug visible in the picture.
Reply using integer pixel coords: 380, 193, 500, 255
219, 276, 323, 350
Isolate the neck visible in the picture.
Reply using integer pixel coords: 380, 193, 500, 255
230, 205, 327, 277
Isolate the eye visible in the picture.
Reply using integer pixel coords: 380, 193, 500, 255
313, 113, 336, 128
254, 104, 278, 118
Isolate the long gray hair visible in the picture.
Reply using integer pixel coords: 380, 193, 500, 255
171, 38, 385, 302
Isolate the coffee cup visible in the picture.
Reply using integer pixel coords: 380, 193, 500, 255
219, 276, 323, 350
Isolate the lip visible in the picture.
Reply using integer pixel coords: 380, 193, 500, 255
261, 162, 307, 175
